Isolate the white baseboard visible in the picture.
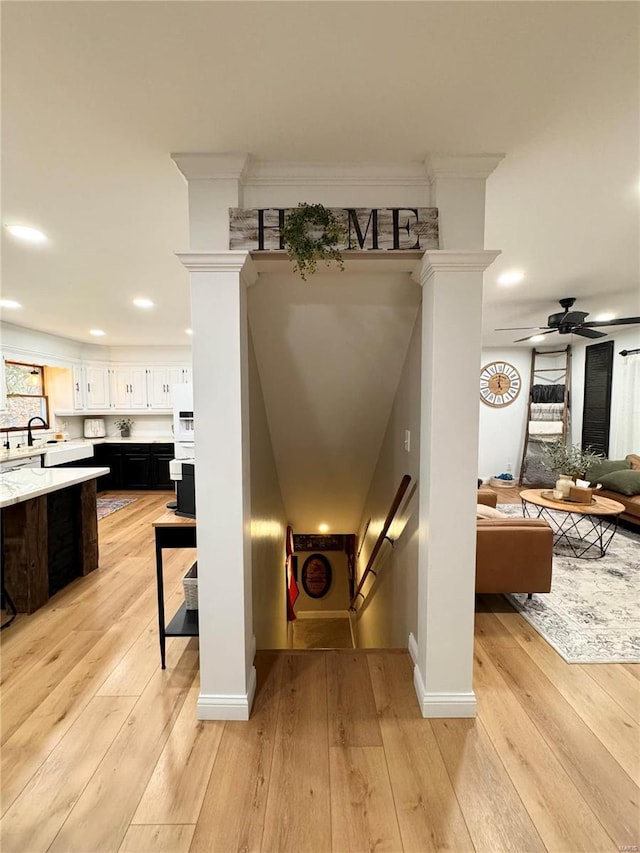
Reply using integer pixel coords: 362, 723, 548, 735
197, 665, 257, 721
408, 632, 419, 666
413, 665, 476, 718
296, 610, 350, 620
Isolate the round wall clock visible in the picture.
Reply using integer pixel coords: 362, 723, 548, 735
480, 361, 522, 407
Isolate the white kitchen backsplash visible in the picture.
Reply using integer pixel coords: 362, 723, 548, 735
59, 413, 173, 439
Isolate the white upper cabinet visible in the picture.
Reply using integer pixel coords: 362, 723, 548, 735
110, 367, 147, 409
72, 364, 85, 410
146, 367, 172, 409
84, 364, 111, 410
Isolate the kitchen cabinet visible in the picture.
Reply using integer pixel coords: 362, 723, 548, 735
146, 367, 191, 410
94, 443, 174, 491
85, 365, 111, 410
109, 367, 147, 410
72, 364, 85, 409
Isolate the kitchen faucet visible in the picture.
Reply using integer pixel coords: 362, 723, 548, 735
27, 416, 49, 446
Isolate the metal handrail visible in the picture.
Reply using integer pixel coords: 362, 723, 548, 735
349, 474, 411, 611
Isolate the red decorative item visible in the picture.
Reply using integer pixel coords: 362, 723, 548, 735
286, 526, 299, 620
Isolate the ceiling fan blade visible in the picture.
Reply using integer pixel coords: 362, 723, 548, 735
514, 330, 557, 343
573, 327, 607, 339
582, 317, 640, 327
495, 326, 544, 331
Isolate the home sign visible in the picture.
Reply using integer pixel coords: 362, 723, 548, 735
229, 207, 439, 251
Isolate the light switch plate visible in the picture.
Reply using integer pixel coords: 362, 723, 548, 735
404, 429, 411, 452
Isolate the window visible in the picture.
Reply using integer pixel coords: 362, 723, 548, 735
0, 362, 49, 430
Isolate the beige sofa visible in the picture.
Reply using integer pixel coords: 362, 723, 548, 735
475, 488, 553, 595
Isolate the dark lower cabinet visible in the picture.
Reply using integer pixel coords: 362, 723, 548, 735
93, 443, 174, 491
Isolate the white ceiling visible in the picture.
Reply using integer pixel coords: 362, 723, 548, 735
2, 2, 639, 531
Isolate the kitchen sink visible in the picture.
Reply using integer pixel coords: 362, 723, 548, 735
42, 443, 94, 466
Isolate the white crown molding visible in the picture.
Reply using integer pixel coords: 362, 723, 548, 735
171, 152, 250, 182
175, 251, 258, 285
425, 154, 505, 181
197, 666, 257, 721
252, 250, 422, 278
413, 665, 477, 718
243, 160, 429, 188
418, 250, 501, 282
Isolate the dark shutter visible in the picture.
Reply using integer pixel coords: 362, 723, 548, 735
581, 341, 614, 456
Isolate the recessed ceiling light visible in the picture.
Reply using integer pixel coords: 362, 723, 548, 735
133, 297, 154, 309
185, 328, 193, 336
89, 329, 106, 337
318, 523, 329, 533
5, 224, 48, 244
529, 335, 546, 343
594, 312, 615, 322
498, 270, 525, 286
0, 299, 22, 309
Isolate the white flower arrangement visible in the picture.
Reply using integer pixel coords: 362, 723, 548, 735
114, 418, 134, 430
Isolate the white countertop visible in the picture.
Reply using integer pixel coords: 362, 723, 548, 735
1, 435, 175, 463
0, 467, 110, 508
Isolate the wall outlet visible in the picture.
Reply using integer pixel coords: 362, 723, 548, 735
404, 429, 411, 452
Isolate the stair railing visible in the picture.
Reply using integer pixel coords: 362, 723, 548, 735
349, 474, 412, 612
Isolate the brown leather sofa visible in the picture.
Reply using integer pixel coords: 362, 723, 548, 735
475, 488, 553, 594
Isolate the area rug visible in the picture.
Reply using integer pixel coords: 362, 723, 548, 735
497, 503, 640, 663
97, 497, 137, 520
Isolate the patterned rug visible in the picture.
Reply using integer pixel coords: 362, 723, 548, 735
97, 497, 137, 520
497, 503, 640, 663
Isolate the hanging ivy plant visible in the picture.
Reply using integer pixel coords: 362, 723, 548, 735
281, 203, 346, 281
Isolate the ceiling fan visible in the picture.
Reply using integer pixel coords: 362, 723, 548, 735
496, 297, 640, 343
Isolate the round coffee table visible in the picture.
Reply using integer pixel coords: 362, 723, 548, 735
519, 488, 625, 559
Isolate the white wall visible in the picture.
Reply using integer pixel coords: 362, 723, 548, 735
248, 332, 288, 650
570, 326, 640, 456
354, 308, 422, 648
478, 347, 531, 481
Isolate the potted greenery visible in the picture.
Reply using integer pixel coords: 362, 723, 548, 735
541, 439, 602, 479
114, 417, 134, 438
280, 203, 346, 281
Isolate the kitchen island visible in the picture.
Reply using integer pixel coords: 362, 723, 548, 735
1, 467, 108, 614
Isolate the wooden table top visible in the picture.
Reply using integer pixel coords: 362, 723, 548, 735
152, 510, 196, 527
520, 488, 625, 516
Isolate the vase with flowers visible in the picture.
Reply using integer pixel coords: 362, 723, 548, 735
114, 418, 134, 439
541, 439, 602, 498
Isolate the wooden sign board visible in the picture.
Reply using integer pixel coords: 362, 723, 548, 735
229, 207, 438, 252
294, 534, 345, 552
301, 554, 333, 599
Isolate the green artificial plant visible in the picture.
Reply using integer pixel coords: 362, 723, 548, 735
541, 439, 603, 478
280, 203, 346, 281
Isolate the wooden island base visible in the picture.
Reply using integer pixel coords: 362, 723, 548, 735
2, 480, 98, 614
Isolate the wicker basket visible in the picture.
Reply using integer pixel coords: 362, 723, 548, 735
489, 477, 515, 489
183, 562, 198, 610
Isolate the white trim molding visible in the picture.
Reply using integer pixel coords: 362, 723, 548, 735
171, 152, 250, 182
413, 665, 477, 718
425, 154, 505, 181
176, 251, 258, 286
418, 250, 501, 281
197, 666, 257, 721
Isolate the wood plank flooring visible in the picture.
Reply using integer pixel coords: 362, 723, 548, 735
1, 490, 638, 852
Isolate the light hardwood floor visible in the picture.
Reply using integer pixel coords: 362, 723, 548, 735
1, 491, 638, 852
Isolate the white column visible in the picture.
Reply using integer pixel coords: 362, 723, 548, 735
426, 155, 504, 250
171, 153, 250, 249
177, 252, 258, 720
414, 250, 499, 718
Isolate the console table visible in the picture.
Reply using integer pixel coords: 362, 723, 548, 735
152, 510, 197, 668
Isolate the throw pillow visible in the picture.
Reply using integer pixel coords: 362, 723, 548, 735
476, 504, 507, 519
598, 469, 640, 497
626, 454, 640, 471
585, 458, 631, 483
